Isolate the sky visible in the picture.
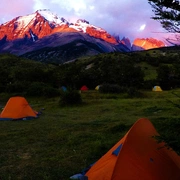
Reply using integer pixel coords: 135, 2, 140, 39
0, 0, 173, 43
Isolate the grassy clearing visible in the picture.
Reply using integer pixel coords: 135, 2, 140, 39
0, 89, 180, 179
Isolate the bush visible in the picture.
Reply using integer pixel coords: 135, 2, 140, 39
99, 84, 125, 94
43, 86, 60, 98
6, 81, 27, 93
26, 82, 60, 97
143, 79, 157, 90
26, 82, 45, 96
59, 89, 82, 105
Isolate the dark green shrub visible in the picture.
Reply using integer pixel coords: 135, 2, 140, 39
26, 82, 45, 96
59, 89, 82, 105
99, 84, 125, 94
143, 79, 157, 90
6, 81, 27, 93
43, 86, 60, 98
26, 82, 60, 97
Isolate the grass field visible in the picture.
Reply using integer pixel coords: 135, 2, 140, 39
0, 89, 180, 180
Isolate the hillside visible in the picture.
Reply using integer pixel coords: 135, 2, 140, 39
0, 45, 180, 94
19, 32, 129, 64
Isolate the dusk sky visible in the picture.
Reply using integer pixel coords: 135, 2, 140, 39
0, 0, 173, 43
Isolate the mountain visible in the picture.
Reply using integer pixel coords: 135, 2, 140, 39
0, 9, 131, 63
121, 37, 132, 50
0, 9, 167, 63
0, 9, 118, 44
19, 32, 130, 64
132, 38, 165, 51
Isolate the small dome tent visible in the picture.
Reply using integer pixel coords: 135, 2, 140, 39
152, 86, 162, 91
80, 85, 88, 91
71, 118, 180, 180
61, 86, 67, 92
0, 96, 38, 120
95, 85, 101, 90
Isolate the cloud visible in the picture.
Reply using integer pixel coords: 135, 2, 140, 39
33, 0, 48, 11
84, 0, 164, 41
139, 24, 146, 31
0, 0, 34, 23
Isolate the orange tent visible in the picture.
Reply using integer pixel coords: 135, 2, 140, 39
0, 96, 38, 120
72, 118, 180, 180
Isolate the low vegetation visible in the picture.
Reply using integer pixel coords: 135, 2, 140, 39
59, 89, 82, 106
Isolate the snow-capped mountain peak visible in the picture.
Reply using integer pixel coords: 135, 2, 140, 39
0, 10, 69, 40
0, 9, 118, 44
69, 19, 106, 33
14, 13, 36, 31
36, 9, 65, 25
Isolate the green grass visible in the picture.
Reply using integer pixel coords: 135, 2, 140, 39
0, 89, 180, 179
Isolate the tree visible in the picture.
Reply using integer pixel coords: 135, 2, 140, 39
156, 64, 172, 89
148, 0, 180, 33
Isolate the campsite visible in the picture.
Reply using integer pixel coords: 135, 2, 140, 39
0, 89, 180, 179
0, 48, 180, 179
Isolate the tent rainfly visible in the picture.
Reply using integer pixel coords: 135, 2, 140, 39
0, 96, 38, 120
95, 85, 101, 90
61, 86, 67, 92
80, 85, 88, 91
70, 118, 180, 180
152, 86, 162, 91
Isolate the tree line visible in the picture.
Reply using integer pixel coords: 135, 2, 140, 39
0, 51, 180, 96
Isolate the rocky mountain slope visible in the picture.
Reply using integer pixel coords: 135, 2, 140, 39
132, 38, 165, 51
19, 32, 129, 64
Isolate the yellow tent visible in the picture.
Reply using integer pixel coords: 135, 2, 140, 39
152, 86, 162, 91
95, 85, 101, 90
